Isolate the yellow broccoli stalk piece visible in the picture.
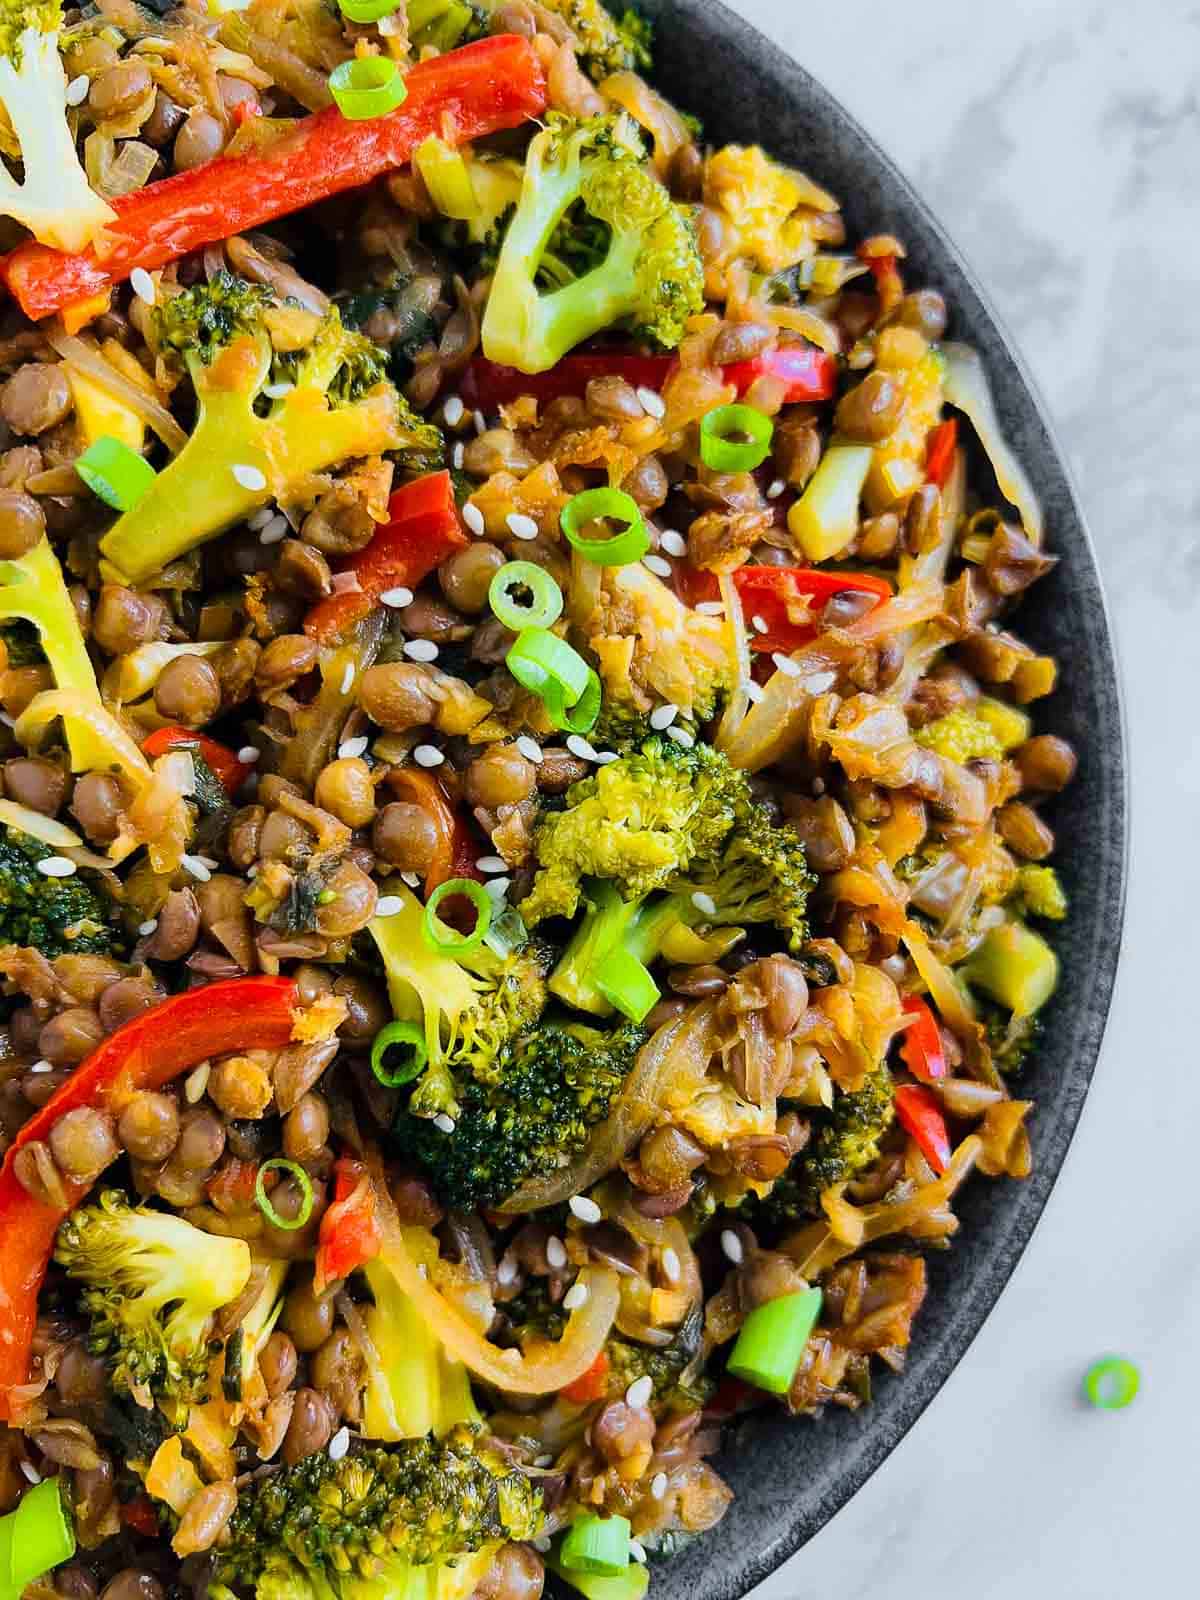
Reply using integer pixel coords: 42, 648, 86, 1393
915, 698, 1032, 765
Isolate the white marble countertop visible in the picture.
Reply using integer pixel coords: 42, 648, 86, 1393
727, 1, 1197, 1594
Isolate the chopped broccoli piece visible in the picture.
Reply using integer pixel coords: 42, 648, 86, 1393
100, 272, 442, 584
0, 0, 116, 251
532, 0, 653, 81
961, 919, 1058, 1017
407, 0, 489, 52
755, 1066, 895, 1227
1011, 863, 1067, 922
605, 1305, 709, 1408
0, 828, 122, 956
914, 697, 1032, 764
361, 1242, 478, 1440
480, 114, 703, 374
54, 1189, 253, 1407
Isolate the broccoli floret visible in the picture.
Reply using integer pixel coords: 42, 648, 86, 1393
407, 0, 489, 52
913, 697, 1032, 764
100, 272, 442, 584
0, 828, 122, 956
605, 1305, 709, 1408
755, 1067, 895, 1226
532, 0, 653, 81
390, 1017, 646, 1209
0, 0, 116, 251
1011, 863, 1067, 922
480, 114, 703, 374
54, 1189, 253, 1407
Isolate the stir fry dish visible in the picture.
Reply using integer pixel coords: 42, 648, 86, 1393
0, 2, 1076, 1597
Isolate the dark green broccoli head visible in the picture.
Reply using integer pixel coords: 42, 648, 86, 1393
0, 829, 123, 957
536, 0, 653, 81
606, 1306, 710, 1408
757, 1066, 895, 1227
676, 793, 816, 955
156, 271, 274, 363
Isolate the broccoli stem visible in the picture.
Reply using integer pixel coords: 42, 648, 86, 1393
549, 879, 695, 1017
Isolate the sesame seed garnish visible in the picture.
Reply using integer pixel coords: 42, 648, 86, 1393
636, 387, 666, 419
380, 586, 413, 608
533, 1453, 554, 1468
569, 1195, 602, 1224
592, 750, 619, 765
181, 853, 212, 882
184, 1062, 210, 1103
328, 1427, 349, 1461
375, 895, 403, 918
443, 395, 465, 426
462, 502, 485, 536
516, 735, 543, 763
338, 735, 369, 759
18, 1461, 41, 1485
751, 613, 768, 634
376, 10, 402, 33
452, 442, 465, 470
643, 553, 672, 578
766, 478, 786, 499
259, 513, 289, 545
666, 726, 694, 748
562, 1283, 589, 1311
771, 652, 802, 678
650, 1472, 668, 1499
263, 381, 294, 400
566, 734, 598, 762
691, 890, 718, 917
745, 679, 765, 703
649, 703, 678, 731
695, 600, 725, 615
659, 530, 687, 558
483, 877, 510, 900
65, 74, 89, 105
434, 1113, 456, 1133
138, 919, 158, 937
497, 1257, 518, 1286
532, 1536, 552, 1554
29, 1060, 53, 1076
720, 1229, 744, 1265
500, 1345, 521, 1365
661, 1247, 681, 1284
339, 663, 355, 694
413, 743, 444, 767
473, 409, 486, 435
477, 855, 507, 874
232, 463, 267, 492
36, 856, 76, 878
507, 511, 539, 541
625, 1375, 653, 1409
130, 267, 156, 305
630, 1541, 648, 1565
403, 639, 439, 663
248, 506, 274, 530
400, 871, 421, 888
238, 745, 260, 763
546, 1235, 567, 1271
0, 714, 14, 729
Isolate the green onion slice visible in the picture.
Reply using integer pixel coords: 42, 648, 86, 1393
370, 1020, 429, 1086
596, 946, 659, 1024
254, 1158, 314, 1232
726, 1287, 822, 1395
329, 56, 408, 120
0, 1476, 76, 1595
423, 877, 492, 954
489, 561, 564, 631
560, 488, 649, 566
546, 666, 601, 735
699, 404, 774, 473
1083, 1356, 1140, 1410
337, 0, 398, 18
75, 436, 156, 512
559, 1515, 632, 1577
505, 628, 601, 733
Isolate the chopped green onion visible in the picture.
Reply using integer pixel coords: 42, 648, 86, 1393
414, 134, 478, 219
1084, 1356, 1140, 1411
0, 1476, 75, 1600
489, 561, 564, 631
596, 946, 659, 1023
548, 666, 601, 734
699, 404, 773, 473
337, 0, 398, 18
370, 1020, 428, 1086
329, 56, 408, 121
559, 1515, 632, 1577
254, 1159, 314, 1232
75, 436, 156, 512
560, 488, 649, 566
506, 628, 600, 733
423, 877, 492, 955
726, 1287, 822, 1395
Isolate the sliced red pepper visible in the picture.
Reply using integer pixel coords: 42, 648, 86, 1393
460, 352, 676, 412
120, 1497, 161, 1538
899, 995, 947, 1083
449, 816, 485, 883
140, 726, 250, 796
859, 248, 903, 308
561, 1348, 609, 1405
314, 1157, 382, 1293
0, 37, 546, 323
723, 345, 838, 404
677, 564, 892, 653
231, 98, 262, 128
893, 1083, 951, 1175
304, 470, 468, 645
205, 1158, 261, 1215
0, 976, 298, 1419
924, 418, 958, 489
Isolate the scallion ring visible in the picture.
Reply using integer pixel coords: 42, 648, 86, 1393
506, 626, 588, 706
254, 1158, 314, 1232
560, 488, 649, 566
595, 946, 660, 1023
329, 56, 408, 120
489, 561, 564, 631
370, 1020, 428, 1087
1083, 1356, 1140, 1411
699, 403, 774, 473
423, 877, 492, 954
75, 436, 157, 512
559, 1515, 632, 1577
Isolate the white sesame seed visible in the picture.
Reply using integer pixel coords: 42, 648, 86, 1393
506, 511, 539, 541
476, 855, 508, 874
662, 1247, 681, 1285
566, 734, 598, 762
413, 743, 444, 767
643, 554, 672, 578
404, 639, 439, 663
690, 891, 718, 917
546, 1235, 567, 1270
380, 586, 413, 608
232, 463, 267, 492
18, 1461, 41, 1485
533, 1453, 554, 1468
659, 530, 687, 558
745, 679, 765, 703
483, 876, 510, 900
630, 1541, 648, 1565
184, 1062, 210, 1103
434, 1113, 456, 1133
29, 1060, 53, 1076
37, 856, 76, 878
376, 10, 403, 34
247, 864, 259, 878
771, 652, 802, 678
443, 395, 465, 426
636, 386, 666, 419
259, 513, 289, 545
532, 1536, 552, 1554
562, 1283, 589, 1311
339, 663, 355, 694
625, 1376, 653, 1409
649, 703, 678, 731
720, 1229, 744, 1265
400, 871, 421, 888
806, 671, 837, 694
375, 895, 403, 918
263, 381, 294, 400
592, 750, 619, 765
766, 478, 786, 499
248, 506, 274, 530
497, 1257, 518, 1286
666, 726, 694, 748
65, 73, 89, 105
569, 1195, 602, 1224
238, 745, 261, 763
500, 1345, 521, 1364
338, 735, 369, 759
751, 613, 769, 634
130, 267, 156, 305
0, 714, 14, 729
452, 442, 465, 470
650, 1472, 668, 1499
695, 600, 725, 616
180, 853, 212, 882
516, 735, 543, 763
138, 919, 158, 937
473, 409, 486, 435
328, 1427, 350, 1461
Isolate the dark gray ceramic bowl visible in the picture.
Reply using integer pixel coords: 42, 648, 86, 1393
627, 3, 1129, 1596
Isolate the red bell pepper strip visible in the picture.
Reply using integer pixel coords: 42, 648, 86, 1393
314, 1157, 381, 1293
0, 37, 546, 323
0, 976, 298, 1419
898, 995, 947, 1083
677, 564, 892, 654
460, 352, 676, 412
893, 1084, 951, 1175
140, 726, 250, 797
561, 1349, 609, 1405
723, 345, 838, 404
120, 1497, 161, 1538
924, 418, 958, 489
304, 470, 468, 644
